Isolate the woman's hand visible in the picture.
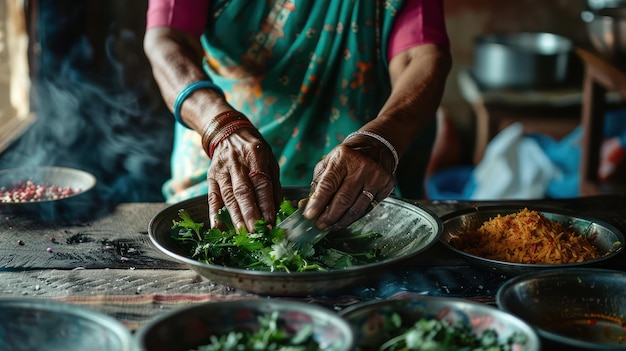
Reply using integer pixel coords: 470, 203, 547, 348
302, 43, 451, 230
303, 137, 396, 230
207, 128, 283, 232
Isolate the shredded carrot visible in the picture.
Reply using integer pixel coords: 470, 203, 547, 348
450, 208, 600, 264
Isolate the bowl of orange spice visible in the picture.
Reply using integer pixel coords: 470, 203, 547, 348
439, 206, 624, 276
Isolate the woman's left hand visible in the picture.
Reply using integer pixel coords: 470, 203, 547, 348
303, 141, 395, 230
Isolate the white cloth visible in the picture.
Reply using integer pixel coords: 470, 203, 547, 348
470, 123, 560, 200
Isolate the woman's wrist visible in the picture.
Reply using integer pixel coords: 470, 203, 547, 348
173, 80, 225, 129
208, 120, 257, 158
343, 131, 399, 175
201, 110, 247, 143
201, 110, 257, 158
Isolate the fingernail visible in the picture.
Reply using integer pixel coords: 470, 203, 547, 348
316, 221, 329, 230
247, 221, 257, 232
302, 208, 313, 219
298, 198, 309, 208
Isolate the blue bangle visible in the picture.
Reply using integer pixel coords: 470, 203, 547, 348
173, 80, 225, 129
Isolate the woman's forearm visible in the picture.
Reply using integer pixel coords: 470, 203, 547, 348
364, 44, 452, 157
144, 27, 232, 132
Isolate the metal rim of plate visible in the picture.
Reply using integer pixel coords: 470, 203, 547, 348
134, 298, 355, 350
0, 297, 133, 350
439, 205, 625, 275
148, 191, 443, 296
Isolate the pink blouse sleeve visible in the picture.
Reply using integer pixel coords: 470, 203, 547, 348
146, 0, 447, 59
146, 0, 210, 38
388, 0, 450, 60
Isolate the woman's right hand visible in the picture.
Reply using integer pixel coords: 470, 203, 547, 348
144, 28, 283, 231
206, 127, 283, 233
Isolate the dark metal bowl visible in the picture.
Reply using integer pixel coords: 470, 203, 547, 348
0, 166, 96, 215
0, 298, 132, 351
134, 298, 353, 351
440, 206, 624, 276
339, 296, 540, 351
148, 190, 442, 296
497, 268, 626, 350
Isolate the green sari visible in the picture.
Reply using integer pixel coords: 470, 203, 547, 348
164, 0, 433, 203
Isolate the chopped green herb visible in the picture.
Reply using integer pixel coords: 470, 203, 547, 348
375, 313, 528, 351
192, 311, 325, 351
171, 200, 382, 272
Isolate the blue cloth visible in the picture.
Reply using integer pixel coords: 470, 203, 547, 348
605, 108, 626, 148
426, 166, 474, 200
528, 127, 581, 199
533, 107, 626, 198
426, 107, 626, 200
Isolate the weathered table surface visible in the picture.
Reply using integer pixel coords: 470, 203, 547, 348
1, 195, 625, 331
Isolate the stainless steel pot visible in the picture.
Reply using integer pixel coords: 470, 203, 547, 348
473, 32, 574, 89
582, 6, 626, 59
587, 0, 626, 10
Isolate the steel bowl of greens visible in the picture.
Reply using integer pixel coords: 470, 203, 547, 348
134, 298, 353, 351
0, 298, 133, 351
339, 296, 541, 351
148, 188, 442, 296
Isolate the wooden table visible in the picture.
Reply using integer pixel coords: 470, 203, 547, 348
576, 47, 626, 195
1, 195, 625, 331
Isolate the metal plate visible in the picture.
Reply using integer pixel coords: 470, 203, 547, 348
340, 296, 540, 351
497, 268, 626, 350
440, 206, 625, 276
148, 189, 442, 296
0, 166, 96, 215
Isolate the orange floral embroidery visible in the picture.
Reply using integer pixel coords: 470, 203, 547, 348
351, 61, 374, 91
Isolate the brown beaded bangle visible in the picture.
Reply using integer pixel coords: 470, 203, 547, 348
208, 119, 256, 158
201, 110, 247, 155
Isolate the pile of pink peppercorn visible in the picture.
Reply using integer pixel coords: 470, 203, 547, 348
0, 180, 79, 203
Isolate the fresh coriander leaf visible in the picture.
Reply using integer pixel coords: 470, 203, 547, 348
205, 228, 225, 243
215, 206, 235, 233
172, 209, 205, 241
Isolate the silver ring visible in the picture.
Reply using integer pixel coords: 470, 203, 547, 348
370, 199, 378, 208
361, 190, 374, 202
